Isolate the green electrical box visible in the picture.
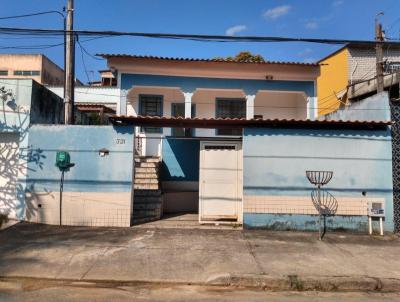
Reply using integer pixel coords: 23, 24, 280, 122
55, 151, 71, 171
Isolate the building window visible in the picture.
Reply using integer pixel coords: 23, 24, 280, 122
13, 70, 40, 76
216, 99, 245, 136
0, 70, 8, 76
139, 95, 163, 133
171, 103, 196, 137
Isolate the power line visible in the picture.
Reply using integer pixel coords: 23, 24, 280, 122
0, 36, 105, 51
76, 39, 91, 84
0, 10, 65, 21
0, 26, 399, 45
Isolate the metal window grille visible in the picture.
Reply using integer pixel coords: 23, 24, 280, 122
139, 95, 163, 133
216, 99, 245, 136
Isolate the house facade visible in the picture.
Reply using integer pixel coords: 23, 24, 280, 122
96, 54, 393, 233
101, 54, 320, 156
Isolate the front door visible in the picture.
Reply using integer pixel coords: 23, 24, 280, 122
199, 141, 242, 222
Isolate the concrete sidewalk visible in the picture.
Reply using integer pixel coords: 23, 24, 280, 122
0, 223, 400, 292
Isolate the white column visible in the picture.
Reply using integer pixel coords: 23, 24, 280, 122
307, 96, 318, 120
119, 89, 128, 116
116, 71, 127, 116
184, 92, 193, 118
246, 94, 255, 119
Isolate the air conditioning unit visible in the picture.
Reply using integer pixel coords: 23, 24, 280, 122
368, 200, 385, 217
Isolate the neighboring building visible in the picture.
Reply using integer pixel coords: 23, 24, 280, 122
48, 86, 119, 124
0, 79, 64, 222
0, 78, 131, 227
99, 69, 117, 87
317, 43, 400, 116
0, 54, 66, 86
89, 69, 117, 87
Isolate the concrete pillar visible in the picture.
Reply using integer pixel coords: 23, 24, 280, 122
307, 96, 318, 120
118, 89, 127, 116
184, 92, 193, 118
246, 94, 255, 119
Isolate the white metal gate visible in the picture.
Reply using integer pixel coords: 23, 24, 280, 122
199, 141, 242, 223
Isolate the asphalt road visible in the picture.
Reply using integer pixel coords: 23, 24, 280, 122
1, 283, 400, 302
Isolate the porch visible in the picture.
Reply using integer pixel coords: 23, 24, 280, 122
126, 86, 312, 156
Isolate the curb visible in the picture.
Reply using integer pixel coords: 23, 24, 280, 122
206, 274, 400, 292
1, 274, 400, 293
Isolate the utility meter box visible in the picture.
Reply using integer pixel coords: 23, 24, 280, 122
55, 151, 71, 171
368, 200, 385, 217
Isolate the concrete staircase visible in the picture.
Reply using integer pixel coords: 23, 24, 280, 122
132, 156, 163, 225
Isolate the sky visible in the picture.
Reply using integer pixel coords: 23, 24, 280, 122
0, 0, 400, 84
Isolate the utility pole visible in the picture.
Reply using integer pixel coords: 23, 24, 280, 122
375, 12, 385, 94
64, 0, 75, 124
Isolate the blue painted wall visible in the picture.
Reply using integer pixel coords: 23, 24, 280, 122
161, 138, 200, 182
26, 125, 134, 195
243, 127, 393, 232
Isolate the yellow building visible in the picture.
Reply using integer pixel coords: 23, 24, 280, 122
317, 43, 400, 116
317, 47, 349, 116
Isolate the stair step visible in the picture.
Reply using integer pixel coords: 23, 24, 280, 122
135, 167, 158, 173
134, 184, 159, 190
133, 208, 162, 216
133, 202, 162, 210
135, 162, 158, 168
134, 189, 162, 196
134, 196, 162, 203
135, 178, 159, 184
135, 173, 158, 179
135, 157, 160, 163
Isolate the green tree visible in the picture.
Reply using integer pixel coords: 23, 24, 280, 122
214, 51, 265, 63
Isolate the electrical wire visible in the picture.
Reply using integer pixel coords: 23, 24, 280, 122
0, 26, 398, 46
77, 39, 91, 84
0, 10, 64, 21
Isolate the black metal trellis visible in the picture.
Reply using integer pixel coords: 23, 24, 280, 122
306, 171, 336, 240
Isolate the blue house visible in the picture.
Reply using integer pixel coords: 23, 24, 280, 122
101, 54, 393, 233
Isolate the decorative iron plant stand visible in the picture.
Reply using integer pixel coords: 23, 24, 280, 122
306, 171, 338, 240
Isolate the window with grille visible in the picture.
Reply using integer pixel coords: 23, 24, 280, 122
139, 95, 163, 133
216, 98, 245, 136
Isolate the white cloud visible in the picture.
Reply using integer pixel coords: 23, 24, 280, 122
305, 21, 319, 29
332, 0, 344, 7
263, 5, 291, 20
225, 25, 247, 36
